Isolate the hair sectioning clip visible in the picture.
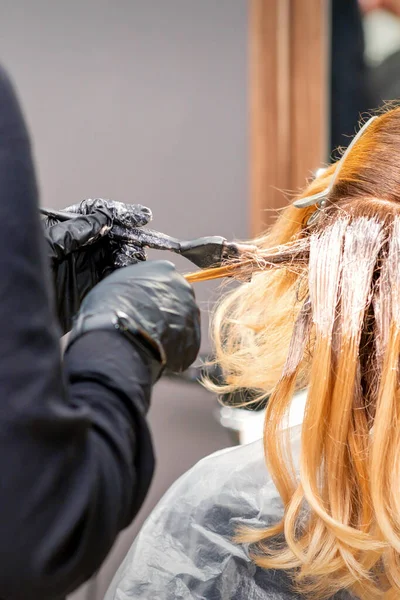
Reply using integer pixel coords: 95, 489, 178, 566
293, 116, 378, 222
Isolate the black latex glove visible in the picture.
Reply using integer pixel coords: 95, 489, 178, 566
68, 260, 201, 382
65, 198, 153, 267
43, 199, 152, 334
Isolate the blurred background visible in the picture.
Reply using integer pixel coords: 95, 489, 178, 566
2, 1, 400, 598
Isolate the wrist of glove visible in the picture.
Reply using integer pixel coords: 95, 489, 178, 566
67, 260, 201, 383
69, 310, 164, 383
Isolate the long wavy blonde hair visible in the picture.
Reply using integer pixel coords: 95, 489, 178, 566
188, 108, 400, 599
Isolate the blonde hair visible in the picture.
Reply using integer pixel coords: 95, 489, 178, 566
189, 109, 400, 598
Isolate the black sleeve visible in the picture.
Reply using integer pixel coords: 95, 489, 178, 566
0, 65, 154, 600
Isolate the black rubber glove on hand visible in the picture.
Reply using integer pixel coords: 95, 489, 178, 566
65, 198, 153, 267
68, 260, 201, 382
44, 199, 152, 334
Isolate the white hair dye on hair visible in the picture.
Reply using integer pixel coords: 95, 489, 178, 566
341, 218, 384, 340
388, 216, 400, 327
308, 218, 348, 338
281, 299, 312, 377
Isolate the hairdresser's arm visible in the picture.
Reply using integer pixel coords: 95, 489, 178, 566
0, 66, 155, 599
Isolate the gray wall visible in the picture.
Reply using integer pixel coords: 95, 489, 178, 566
1, 1, 248, 597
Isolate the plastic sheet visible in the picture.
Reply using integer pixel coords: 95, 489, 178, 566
105, 426, 353, 600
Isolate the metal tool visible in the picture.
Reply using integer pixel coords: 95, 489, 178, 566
293, 116, 378, 227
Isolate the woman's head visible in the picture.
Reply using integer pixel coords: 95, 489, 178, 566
196, 106, 400, 598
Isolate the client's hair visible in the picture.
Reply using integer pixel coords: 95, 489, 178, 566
190, 108, 400, 599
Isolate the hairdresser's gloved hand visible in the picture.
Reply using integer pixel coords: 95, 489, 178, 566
67, 260, 201, 382
65, 198, 153, 267
44, 199, 152, 334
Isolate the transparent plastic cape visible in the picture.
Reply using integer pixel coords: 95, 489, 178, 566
105, 425, 353, 600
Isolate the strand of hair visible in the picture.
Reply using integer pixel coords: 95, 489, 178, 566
185, 248, 309, 284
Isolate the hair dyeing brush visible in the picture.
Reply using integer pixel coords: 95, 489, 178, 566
40, 206, 255, 270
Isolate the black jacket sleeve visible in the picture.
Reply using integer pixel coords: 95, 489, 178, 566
0, 65, 154, 600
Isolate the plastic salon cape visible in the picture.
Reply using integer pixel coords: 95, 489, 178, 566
105, 425, 353, 600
